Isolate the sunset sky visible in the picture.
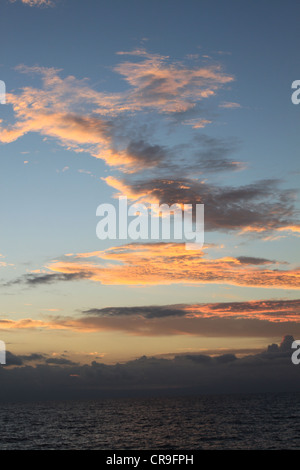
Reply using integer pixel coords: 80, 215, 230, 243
0, 0, 299, 395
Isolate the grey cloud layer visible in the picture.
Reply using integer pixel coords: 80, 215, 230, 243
1, 336, 299, 401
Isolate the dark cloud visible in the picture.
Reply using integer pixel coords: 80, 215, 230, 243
1, 336, 300, 402
6, 351, 24, 366
126, 139, 168, 168
83, 305, 187, 319
265, 335, 296, 356
45, 358, 79, 366
122, 133, 245, 175
191, 134, 244, 173
3, 272, 91, 288
5, 351, 78, 367
6, 352, 47, 366
118, 176, 298, 233
19, 353, 46, 362
214, 353, 237, 364
236, 256, 281, 265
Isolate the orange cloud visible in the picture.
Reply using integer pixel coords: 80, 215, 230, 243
45, 243, 300, 289
184, 300, 300, 322
276, 225, 300, 234
114, 49, 234, 113
0, 54, 234, 171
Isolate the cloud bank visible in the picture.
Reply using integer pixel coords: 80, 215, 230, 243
1, 336, 299, 401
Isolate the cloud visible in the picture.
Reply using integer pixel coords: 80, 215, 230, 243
0, 254, 14, 268
0, 54, 236, 174
104, 176, 299, 234
120, 133, 245, 175
236, 256, 285, 265
5, 351, 24, 366
83, 305, 189, 319
5, 243, 299, 290
72, 299, 300, 337
1, 336, 300, 401
73, 300, 300, 337
124, 139, 169, 171
1, 56, 297, 237
183, 118, 212, 128
191, 133, 245, 173
5, 351, 77, 367
4, 56, 297, 238
5, 352, 47, 366
82, 299, 300, 322
114, 49, 234, 113
45, 357, 79, 366
0, 299, 299, 339
4, 271, 91, 287
0, 65, 125, 168
219, 101, 241, 108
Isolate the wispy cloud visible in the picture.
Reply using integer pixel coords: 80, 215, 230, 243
4, 271, 91, 287
219, 101, 241, 108
0, 54, 235, 173
114, 49, 234, 113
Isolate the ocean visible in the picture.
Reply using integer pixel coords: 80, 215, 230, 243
0, 392, 299, 450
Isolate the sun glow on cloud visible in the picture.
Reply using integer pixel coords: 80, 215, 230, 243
0, 51, 237, 180
42, 243, 300, 289
0, 300, 299, 341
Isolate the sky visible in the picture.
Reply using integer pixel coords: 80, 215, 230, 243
0, 0, 299, 400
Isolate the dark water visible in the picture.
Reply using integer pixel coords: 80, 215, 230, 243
0, 392, 299, 450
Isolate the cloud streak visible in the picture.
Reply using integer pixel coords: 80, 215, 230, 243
0, 299, 299, 339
